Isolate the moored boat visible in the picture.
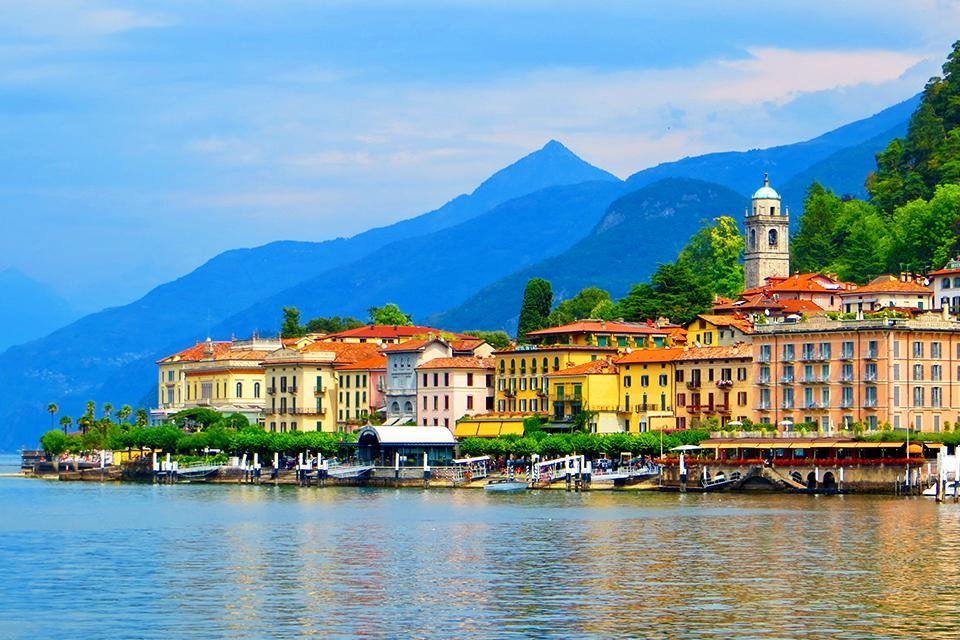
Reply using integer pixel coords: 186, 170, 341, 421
484, 478, 528, 493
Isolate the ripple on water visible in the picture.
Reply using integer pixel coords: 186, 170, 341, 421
1, 481, 959, 639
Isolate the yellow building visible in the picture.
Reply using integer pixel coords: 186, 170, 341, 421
153, 337, 281, 425
261, 342, 381, 433
524, 319, 678, 349
613, 348, 683, 432
674, 343, 753, 429
321, 325, 459, 346
686, 314, 754, 347
493, 345, 618, 415
545, 359, 623, 433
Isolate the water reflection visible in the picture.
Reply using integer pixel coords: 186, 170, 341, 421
2, 479, 960, 639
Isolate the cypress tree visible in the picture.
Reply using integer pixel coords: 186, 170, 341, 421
516, 278, 553, 341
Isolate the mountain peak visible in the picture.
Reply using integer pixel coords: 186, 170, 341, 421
469, 140, 619, 207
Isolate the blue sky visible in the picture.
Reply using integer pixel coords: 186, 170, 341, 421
2, 1, 957, 309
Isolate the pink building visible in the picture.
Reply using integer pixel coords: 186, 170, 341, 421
415, 357, 495, 431
838, 274, 933, 313
335, 353, 387, 426
752, 312, 960, 433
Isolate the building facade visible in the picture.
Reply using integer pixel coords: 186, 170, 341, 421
744, 174, 790, 290
752, 313, 960, 432
838, 274, 933, 313
545, 359, 623, 433
335, 354, 387, 425
614, 348, 682, 432
674, 344, 753, 429
415, 356, 494, 431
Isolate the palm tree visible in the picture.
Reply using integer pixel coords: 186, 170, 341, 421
117, 404, 132, 424
47, 402, 58, 430
59, 415, 72, 434
135, 407, 149, 427
102, 402, 114, 421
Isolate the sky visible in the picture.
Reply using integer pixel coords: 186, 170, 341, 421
2, 0, 958, 310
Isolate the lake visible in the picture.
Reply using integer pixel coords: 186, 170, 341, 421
1, 473, 958, 639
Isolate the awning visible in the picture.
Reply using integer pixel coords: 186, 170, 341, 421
453, 423, 479, 438
477, 423, 503, 438
923, 442, 943, 449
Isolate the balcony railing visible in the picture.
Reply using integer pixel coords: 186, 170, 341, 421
757, 376, 771, 385
757, 353, 771, 363
864, 399, 878, 408
686, 381, 701, 390
716, 380, 733, 390
841, 350, 855, 360
267, 386, 276, 395
290, 407, 325, 415
780, 376, 795, 384
865, 350, 878, 360
686, 404, 702, 412
503, 389, 516, 397
635, 403, 672, 412
781, 401, 794, 409
841, 374, 854, 382
314, 385, 325, 395
864, 373, 878, 382
757, 402, 771, 411
840, 400, 853, 408
715, 404, 730, 414
289, 385, 298, 394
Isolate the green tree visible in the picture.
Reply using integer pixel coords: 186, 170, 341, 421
46, 402, 58, 430
304, 315, 365, 334
368, 303, 413, 326
790, 183, 843, 273
59, 415, 72, 434
546, 287, 611, 326
589, 298, 619, 321
888, 184, 960, 273
676, 216, 745, 298
135, 408, 149, 427
829, 200, 891, 283
462, 330, 512, 350
516, 278, 553, 341
617, 261, 711, 325
102, 402, 113, 421
280, 306, 306, 338
117, 404, 132, 424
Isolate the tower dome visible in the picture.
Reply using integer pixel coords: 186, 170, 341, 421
752, 173, 780, 200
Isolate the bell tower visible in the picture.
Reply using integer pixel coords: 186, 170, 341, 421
744, 173, 790, 289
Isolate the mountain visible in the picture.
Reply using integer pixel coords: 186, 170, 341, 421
625, 94, 920, 201
430, 178, 747, 332
0, 141, 617, 450
778, 123, 910, 216
0, 269, 78, 352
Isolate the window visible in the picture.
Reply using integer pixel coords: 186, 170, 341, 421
783, 344, 795, 361
913, 386, 924, 407
933, 364, 942, 381
467, 372, 474, 386
422, 396, 428, 410
913, 341, 924, 358
659, 374, 668, 386
623, 375, 632, 388
467, 396, 474, 410
749, 228, 756, 249
553, 357, 560, 370
444, 373, 450, 386
640, 375, 649, 387
932, 387, 943, 408
235, 382, 243, 398
422, 373, 428, 387
433, 373, 439, 387
280, 376, 287, 392
932, 342, 942, 359
913, 364, 924, 381
768, 228, 778, 246
737, 392, 747, 406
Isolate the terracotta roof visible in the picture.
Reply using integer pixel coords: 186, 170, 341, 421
696, 314, 755, 334
546, 359, 619, 376
158, 340, 233, 363
764, 272, 853, 293
323, 325, 453, 340
839, 275, 933, 295
614, 348, 684, 364
299, 341, 381, 364
416, 356, 494, 370
526, 319, 667, 337
450, 338, 486, 352
335, 353, 387, 371
779, 299, 825, 314
493, 344, 619, 355
676, 343, 752, 361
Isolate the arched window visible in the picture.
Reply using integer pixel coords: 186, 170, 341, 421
768, 228, 778, 247
404, 401, 413, 412
254, 382, 261, 398
553, 357, 560, 370
236, 382, 243, 398
749, 229, 756, 250
942, 279, 951, 290
953, 277, 960, 288
542, 357, 548, 371
391, 401, 400, 412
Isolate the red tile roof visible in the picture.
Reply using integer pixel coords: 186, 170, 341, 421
779, 299, 825, 314
335, 353, 387, 371
546, 359, 619, 376
760, 272, 853, 294
614, 348, 684, 364
839, 275, 933, 295
416, 356, 494, 370
450, 338, 486, 352
322, 325, 454, 340
158, 340, 233, 363
300, 341, 382, 364
493, 344, 619, 355
525, 319, 667, 337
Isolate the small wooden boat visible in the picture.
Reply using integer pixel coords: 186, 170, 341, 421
484, 478, 528, 493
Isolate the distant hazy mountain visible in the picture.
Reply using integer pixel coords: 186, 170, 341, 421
0, 141, 617, 450
0, 269, 78, 352
429, 178, 746, 332
625, 94, 920, 201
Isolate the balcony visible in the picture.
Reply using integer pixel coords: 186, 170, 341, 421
703, 405, 717, 414
686, 380, 701, 390
536, 389, 548, 398
864, 373, 878, 382
840, 400, 853, 408
267, 386, 276, 395
757, 353, 771, 363
840, 350, 855, 361
800, 376, 817, 384
840, 374, 854, 382
503, 388, 516, 398
716, 379, 733, 390
864, 399, 878, 409
686, 404, 702, 413
782, 353, 795, 363
635, 403, 671, 413
757, 402, 771, 411
278, 407, 288, 415
780, 376, 795, 384
289, 385, 298, 394
781, 401, 794, 410
314, 385, 325, 395
715, 404, 730, 414
757, 375, 771, 385
800, 352, 816, 362
865, 350, 878, 360
803, 401, 821, 410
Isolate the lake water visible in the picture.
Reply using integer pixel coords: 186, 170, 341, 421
1, 472, 959, 639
